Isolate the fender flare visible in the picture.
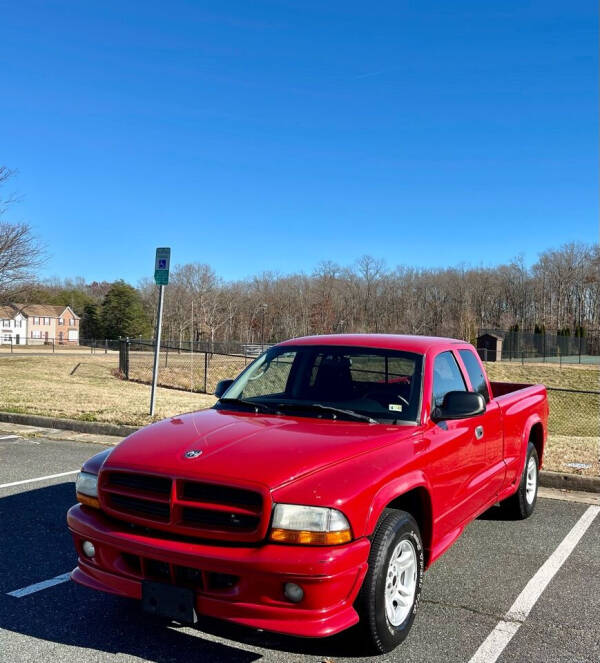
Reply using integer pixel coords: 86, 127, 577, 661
362, 470, 433, 538
518, 414, 544, 474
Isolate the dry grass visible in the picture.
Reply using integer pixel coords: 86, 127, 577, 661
484, 361, 599, 391
545, 435, 599, 477
0, 355, 215, 427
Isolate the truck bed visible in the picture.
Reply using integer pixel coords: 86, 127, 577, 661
490, 381, 542, 399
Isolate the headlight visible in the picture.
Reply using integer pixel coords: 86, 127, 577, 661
76, 472, 100, 508
270, 504, 352, 545
76, 472, 98, 497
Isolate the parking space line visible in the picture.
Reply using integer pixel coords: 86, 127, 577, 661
7, 573, 72, 598
0, 470, 79, 489
469, 505, 600, 663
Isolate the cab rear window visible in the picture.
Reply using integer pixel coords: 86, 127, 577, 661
459, 349, 490, 402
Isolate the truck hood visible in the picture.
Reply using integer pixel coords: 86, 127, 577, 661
103, 408, 418, 491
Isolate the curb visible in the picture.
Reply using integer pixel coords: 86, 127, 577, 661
540, 470, 600, 494
0, 411, 138, 438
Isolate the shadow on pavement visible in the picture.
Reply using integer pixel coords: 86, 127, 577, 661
477, 503, 522, 521
0, 483, 369, 661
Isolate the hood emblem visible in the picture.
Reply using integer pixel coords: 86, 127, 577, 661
184, 449, 203, 459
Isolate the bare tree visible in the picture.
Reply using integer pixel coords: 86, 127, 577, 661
0, 167, 45, 298
134, 241, 599, 349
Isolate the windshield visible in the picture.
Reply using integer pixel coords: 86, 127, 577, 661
216, 344, 423, 424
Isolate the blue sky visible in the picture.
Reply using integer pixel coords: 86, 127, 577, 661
1, 1, 597, 284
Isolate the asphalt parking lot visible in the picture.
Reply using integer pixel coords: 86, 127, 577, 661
1, 432, 598, 663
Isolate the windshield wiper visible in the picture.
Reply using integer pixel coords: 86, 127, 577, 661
276, 402, 377, 424
218, 398, 278, 414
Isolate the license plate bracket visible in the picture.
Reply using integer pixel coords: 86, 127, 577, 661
142, 580, 197, 623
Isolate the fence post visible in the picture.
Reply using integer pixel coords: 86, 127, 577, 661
484, 348, 488, 362
165, 343, 169, 368
119, 338, 130, 379
521, 351, 524, 365
52, 338, 55, 353
105, 338, 108, 354
204, 352, 208, 393
543, 333, 546, 362
10, 337, 13, 354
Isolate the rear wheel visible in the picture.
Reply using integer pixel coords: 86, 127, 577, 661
355, 509, 424, 653
500, 442, 539, 519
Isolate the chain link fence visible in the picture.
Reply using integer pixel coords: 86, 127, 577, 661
478, 328, 600, 365
545, 387, 599, 438
0, 337, 122, 354
543, 387, 599, 476
119, 339, 254, 394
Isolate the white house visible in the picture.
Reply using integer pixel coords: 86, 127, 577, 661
0, 305, 28, 345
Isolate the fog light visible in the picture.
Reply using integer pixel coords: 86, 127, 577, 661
283, 582, 304, 603
82, 540, 95, 558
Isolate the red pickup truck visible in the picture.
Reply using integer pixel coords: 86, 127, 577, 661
68, 334, 548, 653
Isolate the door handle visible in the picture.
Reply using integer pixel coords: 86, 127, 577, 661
475, 425, 484, 440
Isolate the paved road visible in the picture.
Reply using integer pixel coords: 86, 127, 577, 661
1, 432, 598, 662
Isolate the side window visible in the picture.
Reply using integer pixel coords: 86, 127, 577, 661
459, 349, 490, 403
242, 351, 296, 398
432, 351, 466, 408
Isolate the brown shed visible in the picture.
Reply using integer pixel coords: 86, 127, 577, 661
476, 333, 503, 362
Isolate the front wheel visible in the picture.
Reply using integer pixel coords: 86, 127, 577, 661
500, 442, 539, 519
355, 509, 424, 654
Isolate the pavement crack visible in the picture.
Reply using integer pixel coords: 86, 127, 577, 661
422, 598, 508, 622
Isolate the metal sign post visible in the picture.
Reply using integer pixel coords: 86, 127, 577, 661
150, 247, 170, 416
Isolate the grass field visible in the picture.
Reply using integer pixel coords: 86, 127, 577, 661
0, 355, 597, 476
484, 361, 599, 390
0, 355, 214, 427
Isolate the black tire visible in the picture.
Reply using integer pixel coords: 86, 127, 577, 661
355, 509, 424, 654
499, 442, 539, 519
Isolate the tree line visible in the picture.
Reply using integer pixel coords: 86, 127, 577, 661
4, 242, 599, 348
136, 242, 599, 349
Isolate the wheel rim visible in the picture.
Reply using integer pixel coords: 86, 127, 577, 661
525, 456, 537, 504
384, 539, 417, 626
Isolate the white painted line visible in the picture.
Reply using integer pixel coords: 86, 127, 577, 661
0, 470, 79, 489
7, 572, 72, 597
469, 505, 600, 663
0, 435, 20, 440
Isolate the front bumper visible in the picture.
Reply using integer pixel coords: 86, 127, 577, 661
67, 504, 370, 638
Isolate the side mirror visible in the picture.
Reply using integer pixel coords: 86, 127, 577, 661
214, 379, 234, 398
432, 391, 486, 421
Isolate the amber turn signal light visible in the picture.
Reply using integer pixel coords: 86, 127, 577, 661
77, 492, 100, 509
270, 528, 352, 545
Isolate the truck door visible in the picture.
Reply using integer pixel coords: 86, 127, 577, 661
423, 351, 486, 538
457, 349, 505, 502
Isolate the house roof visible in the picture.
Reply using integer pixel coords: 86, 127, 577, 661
0, 305, 18, 319
11, 304, 80, 319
